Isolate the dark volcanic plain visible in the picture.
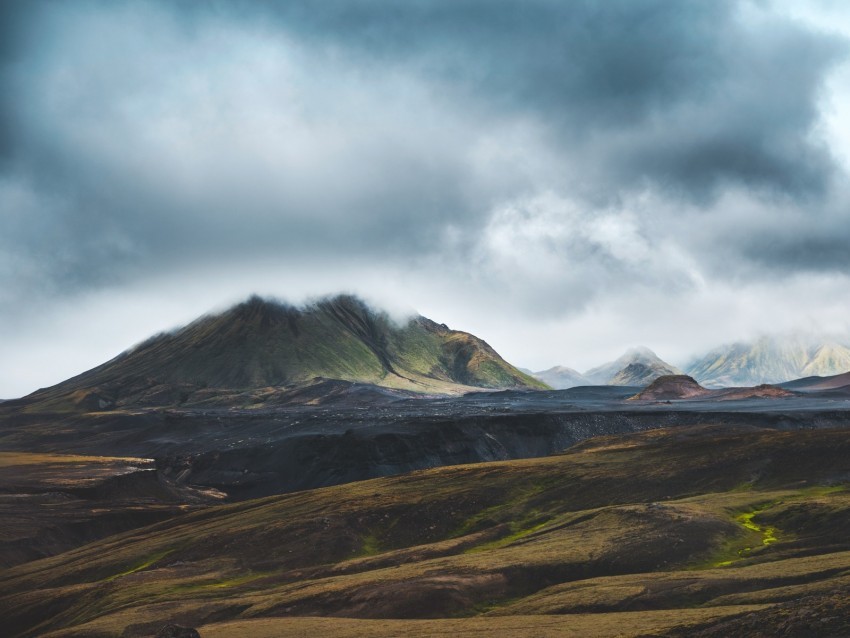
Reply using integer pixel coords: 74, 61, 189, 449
4, 384, 850, 502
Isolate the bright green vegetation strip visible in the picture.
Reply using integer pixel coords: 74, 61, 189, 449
706, 502, 781, 568
452, 483, 548, 540
104, 549, 173, 582
201, 573, 267, 589
358, 533, 381, 557
737, 511, 778, 546
172, 573, 268, 593
466, 518, 550, 554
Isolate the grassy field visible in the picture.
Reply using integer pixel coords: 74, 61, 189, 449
2, 424, 850, 637
43, 608, 771, 638
0, 452, 153, 468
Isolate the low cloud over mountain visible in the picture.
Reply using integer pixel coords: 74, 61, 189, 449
3, 1, 850, 396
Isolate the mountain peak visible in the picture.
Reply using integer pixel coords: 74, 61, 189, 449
618, 346, 662, 364
225, 295, 294, 325
27, 294, 545, 409
242, 293, 277, 308
584, 348, 681, 386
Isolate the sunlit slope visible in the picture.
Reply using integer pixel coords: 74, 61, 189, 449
3, 425, 850, 637
25, 295, 546, 409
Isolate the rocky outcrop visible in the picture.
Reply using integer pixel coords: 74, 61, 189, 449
631, 376, 796, 402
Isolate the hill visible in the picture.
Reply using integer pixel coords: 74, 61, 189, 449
629, 375, 712, 401
23, 295, 546, 409
3, 425, 850, 637
584, 347, 682, 386
687, 336, 850, 387
630, 376, 795, 402
781, 370, 850, 393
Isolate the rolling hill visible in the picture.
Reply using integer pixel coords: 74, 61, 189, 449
22, 295, 546, 410
629, 375, 795, 402
780, 370, 850, 393
3, 424, 850, 637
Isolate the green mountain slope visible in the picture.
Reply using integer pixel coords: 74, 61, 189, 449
26, 295, 546, 409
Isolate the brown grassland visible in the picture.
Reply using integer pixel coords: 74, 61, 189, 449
2, 424, 850, 637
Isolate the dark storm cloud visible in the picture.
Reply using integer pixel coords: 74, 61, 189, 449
0, 0, 848, 310
756, 236, 850, 270
729, 186, 850, 273
0, 2, 479, 297
242, 0, 844, 197
0, 0, 36, 166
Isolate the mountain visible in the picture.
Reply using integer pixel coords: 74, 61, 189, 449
531, 365, 590, 389
583, 347, 682, 386
686, 336, 850, 388
781, 370, 850, 393
610, 362, 671, 386
801, 343, 850, 377
25, 295, 546, 409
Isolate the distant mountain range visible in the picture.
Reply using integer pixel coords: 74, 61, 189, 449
24, 295, 546, 410
685, 336, 850, 388
532, 347, 682, 389
534, 337, 850, 389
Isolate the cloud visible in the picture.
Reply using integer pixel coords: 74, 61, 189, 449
467, 192, 701, 315
240, 0, 846, 199
2, 0, 850, 395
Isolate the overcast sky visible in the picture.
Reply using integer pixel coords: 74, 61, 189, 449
3, 0, 850, 397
